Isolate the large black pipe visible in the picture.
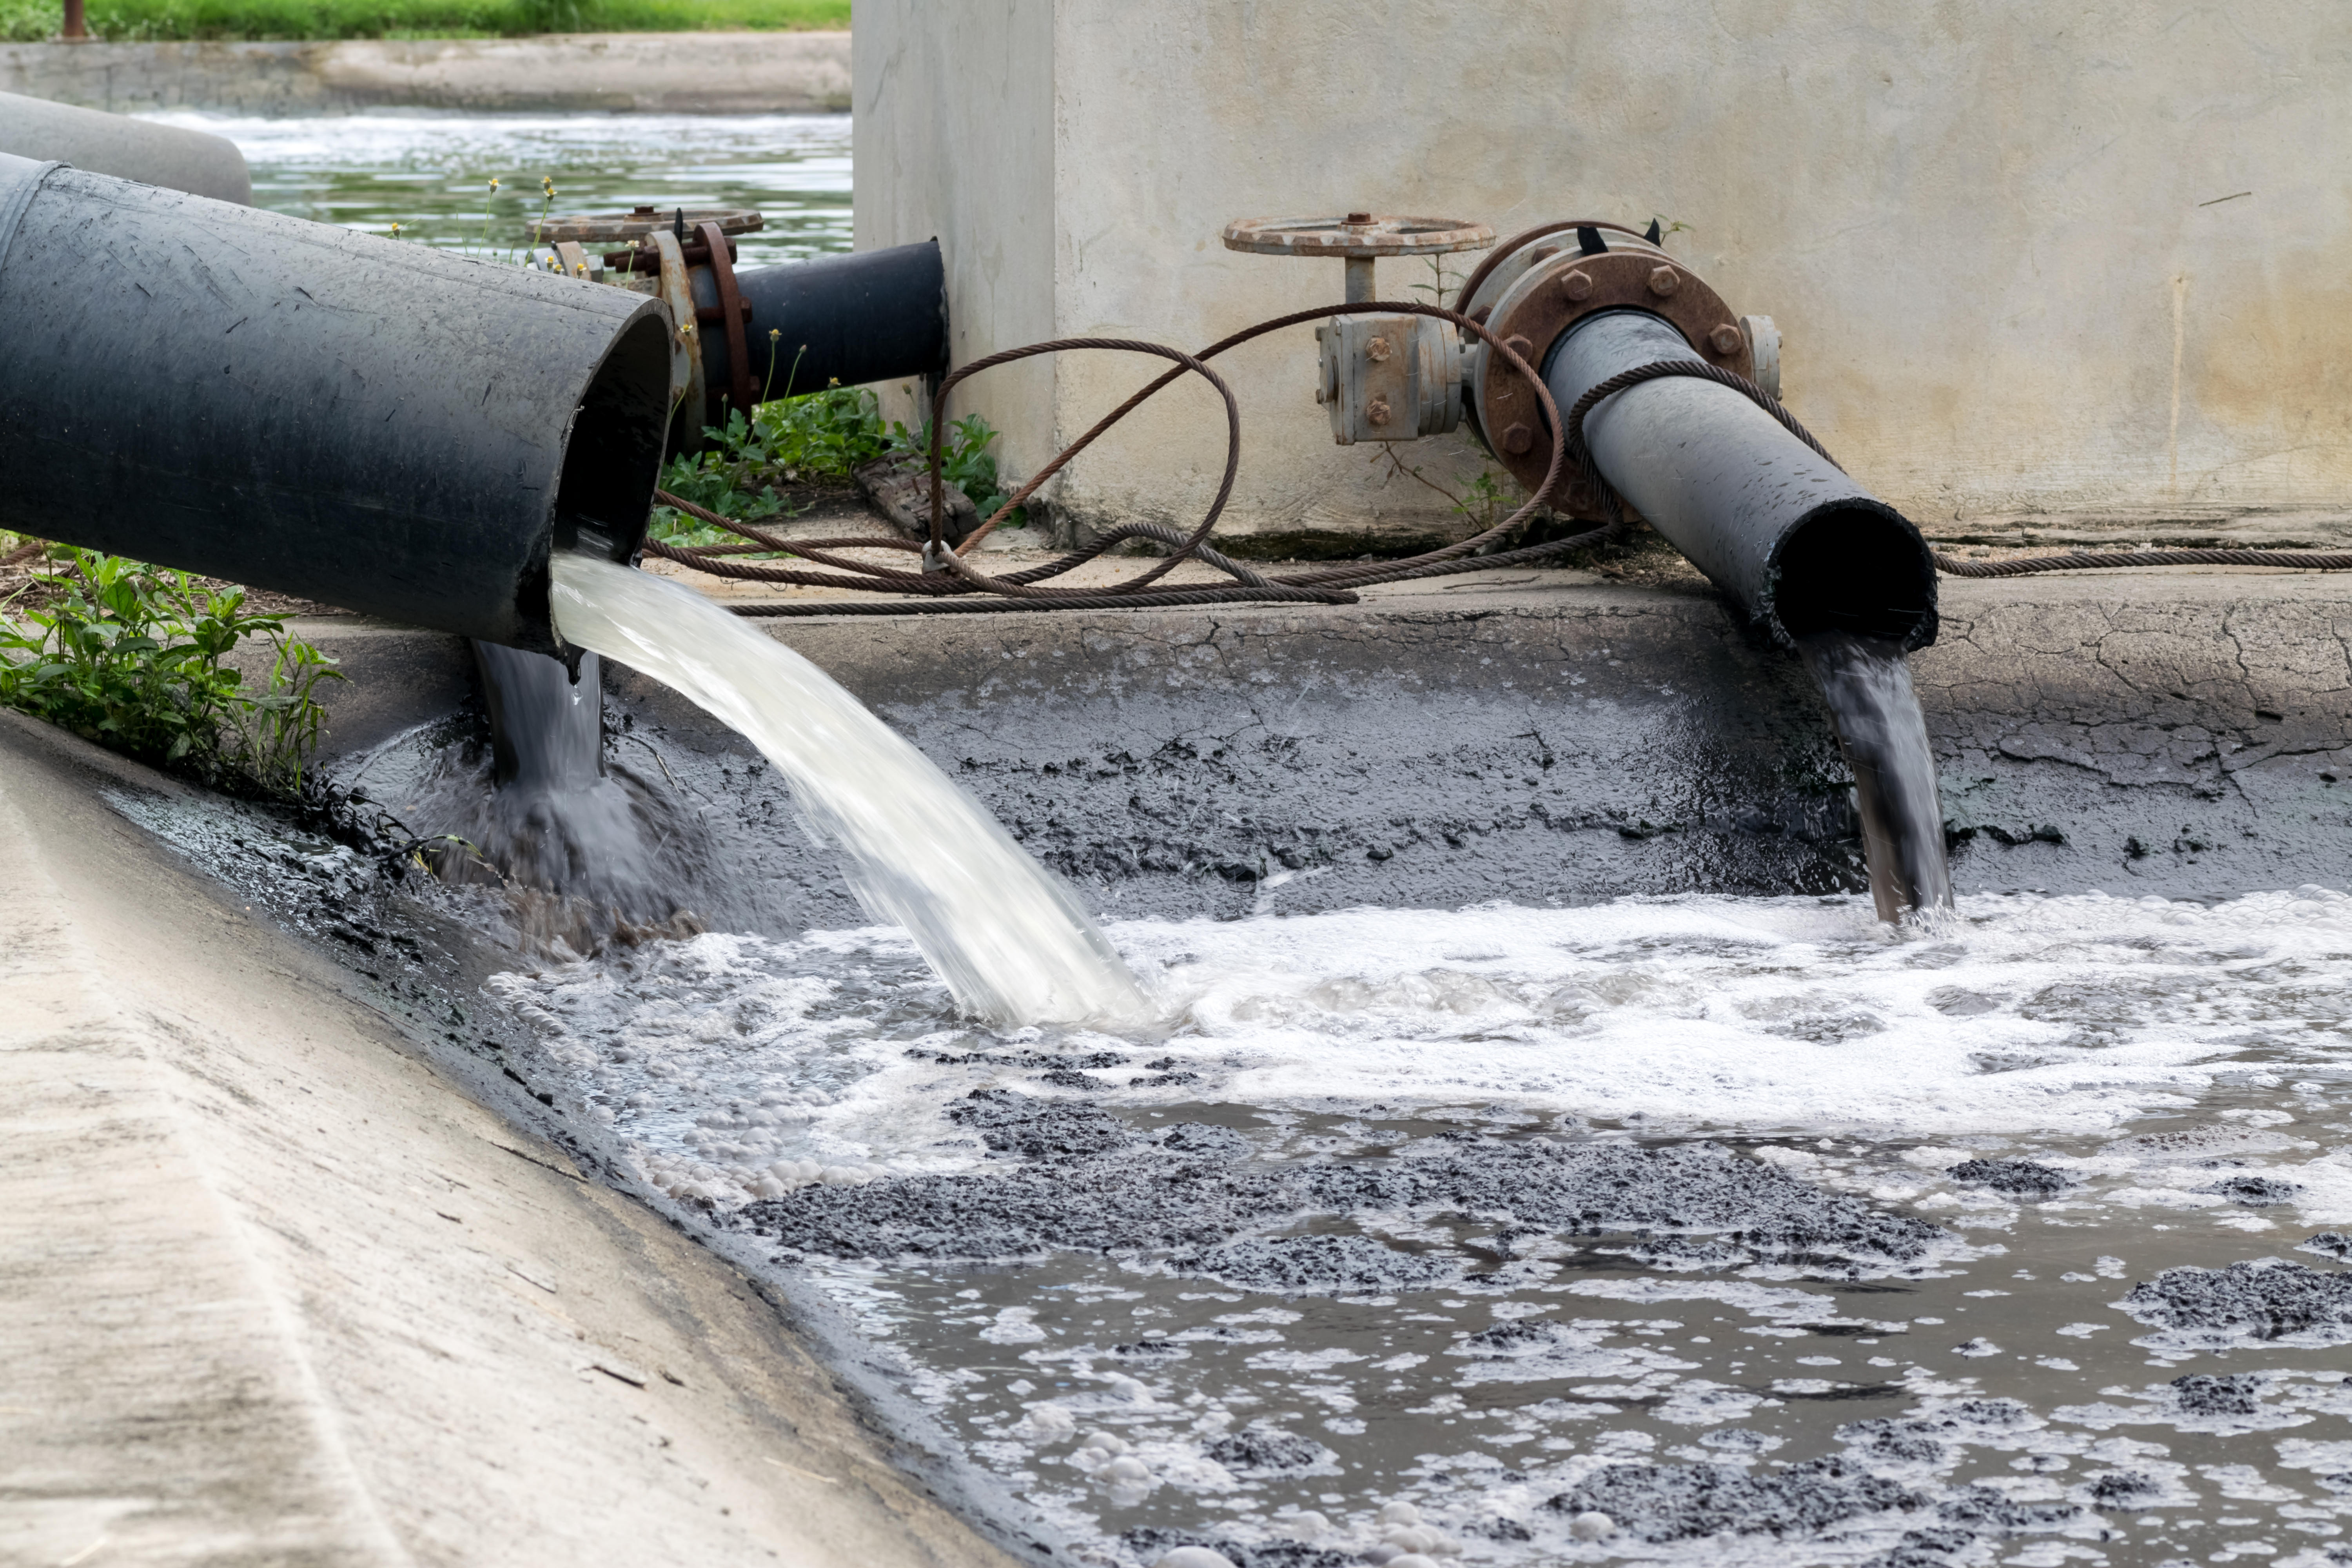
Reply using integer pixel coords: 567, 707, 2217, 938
1544, 309, 1939, 650
692, 240, 948, 412
0, 153, 673, 653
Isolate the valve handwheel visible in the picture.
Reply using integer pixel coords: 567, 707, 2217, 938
1222, 212, 1494, 302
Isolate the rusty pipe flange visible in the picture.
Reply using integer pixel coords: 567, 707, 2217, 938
1454, 220, 1648, 326
1472, 238, 1752, 514
1221, 213, 1493, 258
695, 217, 757, 419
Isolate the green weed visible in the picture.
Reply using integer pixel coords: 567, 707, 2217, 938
0, 548, 342, 796
648, 382, 1020, 547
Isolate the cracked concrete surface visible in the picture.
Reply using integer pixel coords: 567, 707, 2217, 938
315, 568, 2352, 922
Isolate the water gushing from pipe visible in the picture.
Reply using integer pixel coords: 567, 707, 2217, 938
1798, 631, 1952, 922
546, 554, 1148, 1025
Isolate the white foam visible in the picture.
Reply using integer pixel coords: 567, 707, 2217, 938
1112, 889, 2352, 1135
493, 886, 2352, 1202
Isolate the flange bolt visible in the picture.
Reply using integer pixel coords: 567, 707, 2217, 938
1709, 323, 1742, 354
1560, 269, 1595, 302
1647, 266, 1681, 297
1501, 422, 1534, 454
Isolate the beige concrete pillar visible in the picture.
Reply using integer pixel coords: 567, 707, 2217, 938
855, 0, 2352, 554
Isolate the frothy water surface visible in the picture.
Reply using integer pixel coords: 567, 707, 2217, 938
488, 887, 2352, 1568
547, 553, 1147, 1025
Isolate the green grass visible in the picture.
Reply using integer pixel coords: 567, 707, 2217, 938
0, 0, 843, 42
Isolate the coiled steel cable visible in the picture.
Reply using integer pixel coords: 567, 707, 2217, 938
650, 307, 2352, 614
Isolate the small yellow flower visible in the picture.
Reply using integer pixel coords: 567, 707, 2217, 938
487, 177, 501, 193
388, 221, 402, 236
768, 327, 781, 341
541, 175, 555, 196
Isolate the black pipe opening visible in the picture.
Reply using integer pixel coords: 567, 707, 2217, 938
1769, 500, 1940, 648
552, 310, 675, 564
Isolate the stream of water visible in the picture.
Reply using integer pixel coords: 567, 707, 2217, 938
1799, 633, 1954, 925
544, 553, 1147, 1026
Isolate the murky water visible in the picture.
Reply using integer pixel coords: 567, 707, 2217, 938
145, 110, 851, 263
545, 553, 1147, 1025
110, 755, 2352, 1567
1799, 633, 1953, 925
473, 888, 2352, 1568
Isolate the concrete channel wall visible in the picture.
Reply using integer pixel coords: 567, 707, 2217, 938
305, 571, 2352, 922
857, 0, 2352, 556
0, 30, 849, 114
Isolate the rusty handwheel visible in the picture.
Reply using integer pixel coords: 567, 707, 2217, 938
1221, 212, 1493, 303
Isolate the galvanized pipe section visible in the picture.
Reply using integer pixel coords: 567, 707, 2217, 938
0, 153, 673, 654
1544, 309, 1939, 649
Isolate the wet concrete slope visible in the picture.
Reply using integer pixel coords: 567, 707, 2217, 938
0, 708, 1018, 1568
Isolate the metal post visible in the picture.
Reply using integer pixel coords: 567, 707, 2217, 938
59, 0, 87, 39
1343, 256, 1375, 304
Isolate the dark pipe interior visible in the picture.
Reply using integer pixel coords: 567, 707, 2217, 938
552, 310, 675, 564
1770, 502, 1940, 647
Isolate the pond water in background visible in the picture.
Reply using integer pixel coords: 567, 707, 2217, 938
141, 111, 852, 263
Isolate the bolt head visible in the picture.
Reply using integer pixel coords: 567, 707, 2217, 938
1647, 266, 1681, 297
1503, 334, 1534, 361
1366, 336, 1392, 363
1528, 245, 1560, 263
1366, 394, 1393, 427
1501, 422, 1534, 454
1709, 322, 1742, 354
1561, 269, 1595, 302
1344, 211, 1374, 225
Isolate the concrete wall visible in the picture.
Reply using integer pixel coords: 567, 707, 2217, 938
852, 3, 1056, 462
853, 0, 2352, 553
0, 31, 850, 113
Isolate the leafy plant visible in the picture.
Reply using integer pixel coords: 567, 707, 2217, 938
0, 549, 342, 795
889, 411, 1022, 525
648, 381, 1022, 545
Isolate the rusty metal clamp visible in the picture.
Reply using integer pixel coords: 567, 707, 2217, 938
648, 228, 706, 435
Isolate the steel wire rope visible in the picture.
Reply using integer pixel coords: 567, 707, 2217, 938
647, 312, 2352, 615
650, 300, 1602, 616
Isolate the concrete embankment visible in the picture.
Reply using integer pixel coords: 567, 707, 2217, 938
0, 30, 848, 114
303, 567, 2352, 921
0, 708, 1015, 1567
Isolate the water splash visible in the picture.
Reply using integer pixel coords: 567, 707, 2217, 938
548, 553, 1147, 1026
437, 641, 712, 949
1798, 631, 1952, 923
